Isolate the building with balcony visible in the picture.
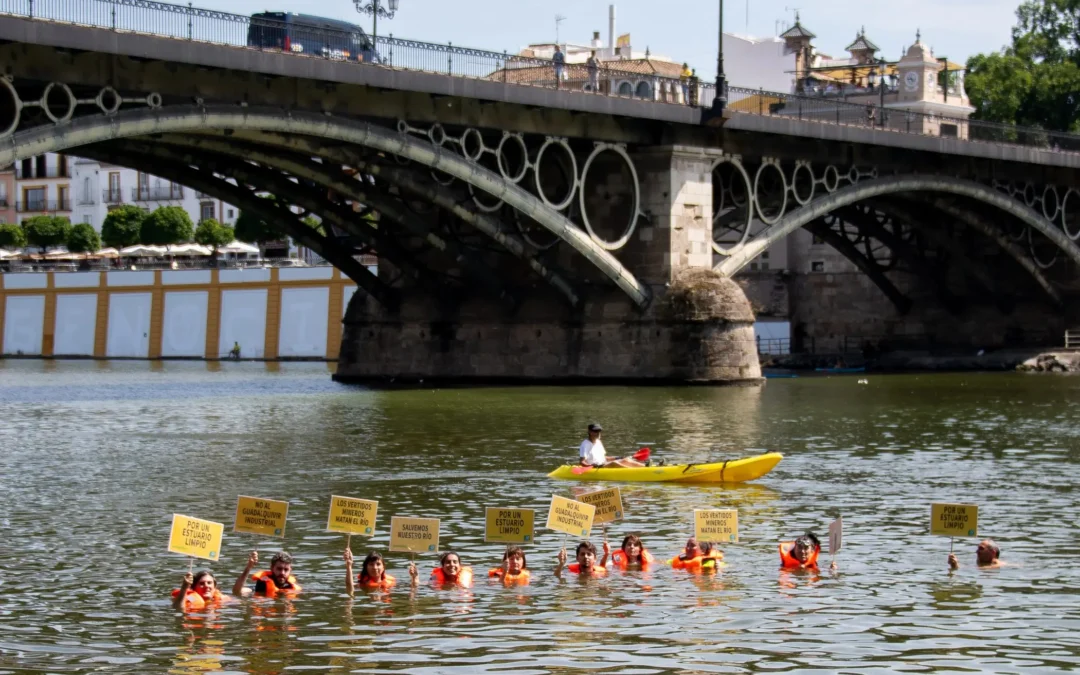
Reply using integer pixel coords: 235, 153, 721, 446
14, 153, 72, 222
72, 159, 239, 232
0, 166, 15, 225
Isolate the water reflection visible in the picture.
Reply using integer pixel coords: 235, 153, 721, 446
1, 360, 1079, 673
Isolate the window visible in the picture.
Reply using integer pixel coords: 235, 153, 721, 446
34, 155, 46, 178
82, 214, 92, 224
761, 250, 770, 260
24, 187, 45, 210
617, 81, 633, 96
227, 209, 234, 219
170, 182, 183, 199
20, 158, 31, 178
83, 177, 92, 203
200, 202, 215, 222
634, 81, 653, 99
940, 123, 958, 138
58, 186, 69, 210
107, 172, 121, 202
811, 261, 825, 272
0, 181, 6, 205
58, 154, 69, 178
812, 233, 825, 245
760, 262, 770, 271
137, 172, 149, 200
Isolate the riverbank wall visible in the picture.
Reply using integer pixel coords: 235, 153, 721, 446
0, 269, 356, 361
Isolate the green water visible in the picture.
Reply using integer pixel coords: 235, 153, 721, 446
1, 360, 1079, 674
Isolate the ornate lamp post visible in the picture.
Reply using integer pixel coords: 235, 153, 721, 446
354, 0, 398, 48
712, 0, 727, 113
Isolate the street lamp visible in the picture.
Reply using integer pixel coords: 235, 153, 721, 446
712, 0, 727, 113
354, 0, 398, 48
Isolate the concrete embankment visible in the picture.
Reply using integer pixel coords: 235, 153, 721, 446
766, 349, 1080, 373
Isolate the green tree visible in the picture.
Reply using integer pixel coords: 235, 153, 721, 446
965, 0, 1080, 132
194, 218, 235, 249
0, 222, 27, 249
234, 207, 285, 244
140, 205, 194, 247
66, 223, 101, 253
21, 215, 71, 251
101, 205, 146, 249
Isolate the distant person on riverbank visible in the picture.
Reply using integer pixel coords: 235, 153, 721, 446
489, 546, 530, 584
579, 423, 607, 466
556, 541, 607, 577
601, 533, 655, 569
229, 342, 241, 359
173, 570, 230, 610
345, 548, 395, 593
410, 551, 474, 588
948, 539, 1003, 570
232, 551, 301, 597
779, 533, 822, 570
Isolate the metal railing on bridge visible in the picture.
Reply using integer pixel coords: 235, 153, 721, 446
1066, 330, 1080, 350
3, 0, 1079, 155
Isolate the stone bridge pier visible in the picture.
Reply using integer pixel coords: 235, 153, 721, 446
335, 146, 762, 385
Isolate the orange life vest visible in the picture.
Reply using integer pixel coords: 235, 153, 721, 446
779, 542, 820, 569
488, 568, 531, 584
250, 570, 302, 595
431, 566, 474, 587
358, 573, 396, 590
611, 549, 655, 569
566, 563, 607, 576
171, 588, 224, 610
670, 550, 725, 572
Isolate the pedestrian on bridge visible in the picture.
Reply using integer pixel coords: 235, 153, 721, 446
553, 45, 565, 88
586, 50, 600, 93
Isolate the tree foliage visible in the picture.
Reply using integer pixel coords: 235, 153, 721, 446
234, 206, 286, 244
101, 205, 146, 249
66, 223, 101, 253
140, 206, 194, 246
966, 0, 1080, 131
194, 218, 235, 249
0, 223, 27, 249
21, 215, 71, 251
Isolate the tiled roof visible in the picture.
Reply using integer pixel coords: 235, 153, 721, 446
779, 22, 815, 40
845, 32, 879, 52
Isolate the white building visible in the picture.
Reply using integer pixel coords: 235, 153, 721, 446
71, 158, 239, 232
14, 153, 73, 224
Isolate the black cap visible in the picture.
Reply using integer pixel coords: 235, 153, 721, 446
588, 423, 603, 432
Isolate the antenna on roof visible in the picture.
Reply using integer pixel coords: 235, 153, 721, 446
784, 6, 802, 23
555, 14, 567, 44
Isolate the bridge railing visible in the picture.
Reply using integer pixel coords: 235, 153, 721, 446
4, 0, 1080, 154
1066, 330, 1080, 350
716, 85, 1080, 154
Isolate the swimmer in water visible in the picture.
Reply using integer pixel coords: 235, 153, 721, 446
948, 539, 1003, 570
556, 541, 607, 577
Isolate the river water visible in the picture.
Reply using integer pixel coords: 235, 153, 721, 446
1, 360, 1078, 674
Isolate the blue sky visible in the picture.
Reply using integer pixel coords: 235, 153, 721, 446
213, 0, 1021, 79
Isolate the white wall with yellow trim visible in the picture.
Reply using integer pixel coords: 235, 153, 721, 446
0, 268, 357, 360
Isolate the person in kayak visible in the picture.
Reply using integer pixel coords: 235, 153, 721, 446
779, 533, 821, 570
556, 541, 607, 577
948, 539, 1003, 570
577, 423, 646, 468
489, 546, 530, 584
669, 537, 724, 571
172, 570, 231, 610
410, 551, 474, 588
345, 548, 396, 593
600, 534, 655, 569
232, 550, 301, 597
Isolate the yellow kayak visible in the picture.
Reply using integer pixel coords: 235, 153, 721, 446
547, 452, 782, 484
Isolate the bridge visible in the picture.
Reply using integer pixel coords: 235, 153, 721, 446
1, 0, 1078, 383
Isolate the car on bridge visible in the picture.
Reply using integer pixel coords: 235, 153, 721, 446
247, 12, 379, 64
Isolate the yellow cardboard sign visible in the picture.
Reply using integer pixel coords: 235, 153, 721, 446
389, 516, 440, 553
485, 507, 536, 544
546, 494, 595, 538
577, 487, 624, 525
168, 514, 225, 561
233, 496, 289, 537
931, 503, 978, 538
695, 509, 739, 543
326, 495, 378, 536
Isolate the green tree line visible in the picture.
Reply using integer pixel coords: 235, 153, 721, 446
966, 0, 1080, 131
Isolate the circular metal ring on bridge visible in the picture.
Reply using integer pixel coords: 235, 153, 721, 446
0, 78, 22, 138
396, 119, 410, 134
460, 128, 487, 162
753, 162, 788, 226
822, 165, 840, 193
1063, 190, 1080, 240
1027, 227, 1059, 269
467, 183, 505, 213
534, 137, 578, 211
790, 163, 815, 206
41, 82, 76, 124
846, 167, 861, 185
95, 87, 122, 115
579, 143, 640, 251
1022, 183, 1038, 208
145, 92, 163, 109
496, 133, 529, 184
1041, 185, 1060, 222
428, 123, 447, 147
710, 156, 754, 256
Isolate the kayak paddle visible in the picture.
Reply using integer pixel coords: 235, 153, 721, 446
569, 447, 651, 474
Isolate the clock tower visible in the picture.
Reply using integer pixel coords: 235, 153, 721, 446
896, 30, 940, 104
